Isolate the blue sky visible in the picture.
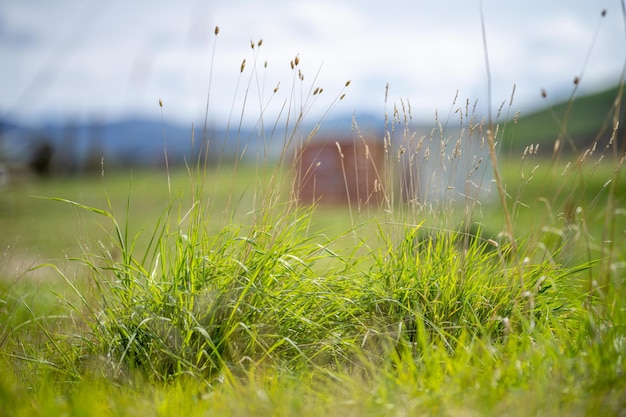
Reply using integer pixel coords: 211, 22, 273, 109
0, 0, 623, 127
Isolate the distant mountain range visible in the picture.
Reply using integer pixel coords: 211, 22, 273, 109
0, 111, 385, 172
1, 84, 623, 173
1, 117, 229, 169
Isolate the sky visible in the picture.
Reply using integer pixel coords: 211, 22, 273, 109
0, 0, 624, 128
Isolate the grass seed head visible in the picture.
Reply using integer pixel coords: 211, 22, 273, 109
509, 84, 516, 106
214, 26, 219, 35
240, 59, 246, 73
497, 100, 506, 118
335, 141, 344, 159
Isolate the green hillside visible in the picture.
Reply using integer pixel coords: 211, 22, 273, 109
502, 84, 625, 153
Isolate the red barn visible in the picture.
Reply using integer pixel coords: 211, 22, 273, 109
295, 138, 385, 206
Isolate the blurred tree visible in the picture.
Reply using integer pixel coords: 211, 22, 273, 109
29, 140, 54, 176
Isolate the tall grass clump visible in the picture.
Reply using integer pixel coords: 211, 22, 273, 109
2, 8, 626, 415
19, 37, 363, 383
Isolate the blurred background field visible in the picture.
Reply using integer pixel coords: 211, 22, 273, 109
2, 152, 624, 283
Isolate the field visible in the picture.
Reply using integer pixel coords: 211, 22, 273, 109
2, 132, 626, 416
2, 29, 626, 416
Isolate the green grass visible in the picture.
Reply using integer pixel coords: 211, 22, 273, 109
1, 25, 626, 417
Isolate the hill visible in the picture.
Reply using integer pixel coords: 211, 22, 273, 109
502, 84, 625, 154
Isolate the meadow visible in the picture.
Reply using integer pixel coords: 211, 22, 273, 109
2, 26, 626, 417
